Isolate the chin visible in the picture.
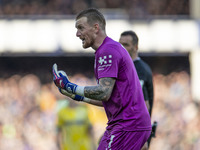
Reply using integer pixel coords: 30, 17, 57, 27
83, 44, 90, 49
82, 45, 87, 49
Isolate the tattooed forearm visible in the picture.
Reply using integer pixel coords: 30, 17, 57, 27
84, 77, 116, 101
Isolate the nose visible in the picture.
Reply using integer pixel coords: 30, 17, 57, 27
76, 30, 81, 37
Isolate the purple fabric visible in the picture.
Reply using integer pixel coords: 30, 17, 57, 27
94, 37, 151, 132
94, 37, 151, 131
95, 37, 152, 149
98, 130, 151, 150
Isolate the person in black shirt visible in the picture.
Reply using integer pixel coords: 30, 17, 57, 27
119, 30, 155, 150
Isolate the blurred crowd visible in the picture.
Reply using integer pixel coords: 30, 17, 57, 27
0, 74, 58, 150
0, 71, 199, 150
151, 71, 200, 150
0, 0, 189, 18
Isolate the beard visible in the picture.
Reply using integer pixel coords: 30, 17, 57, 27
82, 38, 93, 49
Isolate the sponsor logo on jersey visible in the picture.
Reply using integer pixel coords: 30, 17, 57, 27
98, 55, 112, 71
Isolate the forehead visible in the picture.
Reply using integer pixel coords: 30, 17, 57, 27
120, 35, 133, 42
75, 17, 88, 28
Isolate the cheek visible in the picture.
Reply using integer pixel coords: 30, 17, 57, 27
87, 29, 95, 38
124, 46, 129, 50
85, 33, 93, 41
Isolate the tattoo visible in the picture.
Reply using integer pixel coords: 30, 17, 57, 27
84, 77, 115, 101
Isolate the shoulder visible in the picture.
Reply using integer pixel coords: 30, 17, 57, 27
98, 43, 122, 58
135, 59, 152, 74
140, 58, 149, 65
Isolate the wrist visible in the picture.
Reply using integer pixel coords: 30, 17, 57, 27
65, 82, 78, 94
72, 94, 90, 103
75, 86, 85, 97
73, 95, 84, 101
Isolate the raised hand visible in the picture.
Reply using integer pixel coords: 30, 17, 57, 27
52, 63, 78, 94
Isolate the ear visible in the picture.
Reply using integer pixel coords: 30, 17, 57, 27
135, 44, 138, 51
93, 23, 100, 33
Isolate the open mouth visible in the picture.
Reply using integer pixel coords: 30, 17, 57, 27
82, 38, 85, 44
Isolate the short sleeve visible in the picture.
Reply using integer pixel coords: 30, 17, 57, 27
96, 45, 120, 79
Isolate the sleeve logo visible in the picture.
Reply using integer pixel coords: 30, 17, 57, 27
98, 55, 112, 71
98, 55, 112, 65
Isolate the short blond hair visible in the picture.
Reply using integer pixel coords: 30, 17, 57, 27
76, 8, 106, 30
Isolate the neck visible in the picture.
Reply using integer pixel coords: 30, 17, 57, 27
132, 53, 138, 60
92, 31, 107, 50
133, 57, 140, 62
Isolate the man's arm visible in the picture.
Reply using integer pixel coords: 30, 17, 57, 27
144, 100, 150, 111
82, 77, 115, 106
84, 77, 116, 101
59, 88, 104, 107
143, 86, 150, 112
147, 73, 154, 116
58, 77, 116, 106
83, 99, 104, 106
53, 63, 116, 105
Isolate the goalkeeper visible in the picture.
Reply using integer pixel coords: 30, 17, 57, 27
53, 8, 151, 150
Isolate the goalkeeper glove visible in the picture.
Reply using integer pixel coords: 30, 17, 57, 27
53, 63, 78, 94
54, 73, 78, 94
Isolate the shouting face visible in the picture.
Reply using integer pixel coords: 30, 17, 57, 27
75, 17, 96, 49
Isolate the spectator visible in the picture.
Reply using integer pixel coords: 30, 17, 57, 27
56, 100, 95, 150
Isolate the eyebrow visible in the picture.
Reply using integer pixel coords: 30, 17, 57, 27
75, 22, 81, 28
121, 42, 129, 45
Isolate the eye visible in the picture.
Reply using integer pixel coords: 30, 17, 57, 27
123, 43, 128, 47
78, 25, 84, 31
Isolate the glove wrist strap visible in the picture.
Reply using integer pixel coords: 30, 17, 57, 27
76, 86, 85, 97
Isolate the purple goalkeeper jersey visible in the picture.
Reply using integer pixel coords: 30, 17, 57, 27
94, 37, 151, 131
